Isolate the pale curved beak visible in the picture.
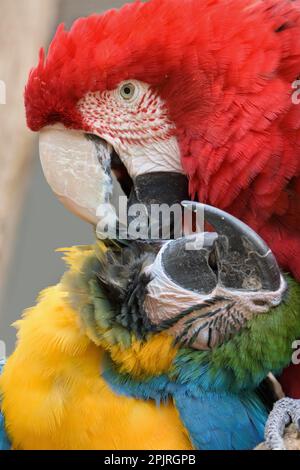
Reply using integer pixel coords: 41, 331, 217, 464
39, 125, 115, 226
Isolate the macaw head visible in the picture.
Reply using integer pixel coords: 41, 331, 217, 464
24, 0, 300, 231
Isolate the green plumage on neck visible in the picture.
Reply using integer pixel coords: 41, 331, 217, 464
172, 277, 300, 392
62, 245, 300, 392
62, 250, 132, 348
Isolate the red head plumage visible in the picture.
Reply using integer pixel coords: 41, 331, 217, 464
25, 0, 300, 278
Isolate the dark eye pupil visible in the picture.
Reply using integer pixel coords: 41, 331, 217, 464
124, 87, 131, 95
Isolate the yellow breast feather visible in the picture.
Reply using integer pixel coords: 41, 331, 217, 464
0, 246, 192, 450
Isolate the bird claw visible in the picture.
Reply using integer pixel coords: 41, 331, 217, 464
265, 398, 300, 450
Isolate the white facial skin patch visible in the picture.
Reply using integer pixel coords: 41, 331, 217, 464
144, 238, 287, 351
78, 80, 184, 179
39, 80, 184, 228
39, 125, 114, 225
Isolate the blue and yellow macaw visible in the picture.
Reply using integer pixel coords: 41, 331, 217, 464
1, 203, 300, 450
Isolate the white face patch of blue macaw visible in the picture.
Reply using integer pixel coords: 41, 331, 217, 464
143, 219, 287, 351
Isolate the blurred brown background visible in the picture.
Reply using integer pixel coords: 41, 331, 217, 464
0, 0, 130, 353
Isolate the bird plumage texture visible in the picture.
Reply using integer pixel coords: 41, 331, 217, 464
2, 0, 299, 449
25, 0, 300, 279
1, 244, 300, 450
24, 0, 300, 399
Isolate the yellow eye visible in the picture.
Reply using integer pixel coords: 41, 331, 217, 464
120, 83, 136, 100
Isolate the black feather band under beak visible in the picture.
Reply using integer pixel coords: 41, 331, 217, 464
96, 242, 158, 338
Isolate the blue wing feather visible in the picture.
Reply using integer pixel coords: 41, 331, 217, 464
0, 360, 11, 450
174, 390, 268, 450
0, 412, 10, 451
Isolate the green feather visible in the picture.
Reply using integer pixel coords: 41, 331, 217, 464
62, 248, 132, 348
172, 276, 300, 392
62, 244, 300, 392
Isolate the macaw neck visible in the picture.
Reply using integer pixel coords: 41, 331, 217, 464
172, 277, 300, 393
101, 352, 232, 403
61, 245, 300, 391
61, 244, 177, 378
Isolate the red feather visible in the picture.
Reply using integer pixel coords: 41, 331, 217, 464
25, 0, 300, 276
25, 0, 300, 396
